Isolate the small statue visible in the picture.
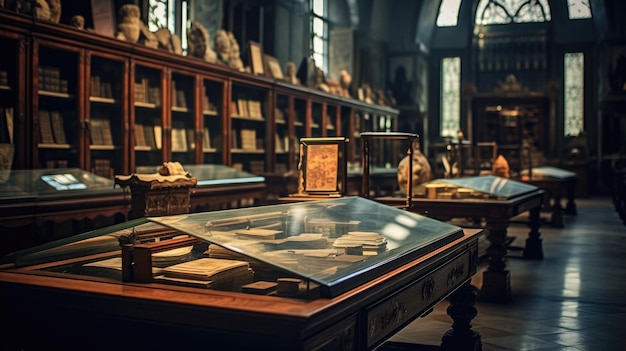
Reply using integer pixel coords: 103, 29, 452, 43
339, 70, 352, 98
154, 28, 182, 54
227, 31, 245, 71
71, 15, 85, 30
361, 83, 374, 104
397, 140, 432, 196
47, 0, 60, 23
186, 22, 216, 63
214, 29, 231, 66
314, 67, 330, 93
285, 62, 300, 85
116, 4, 141, 43
33, 0, 50, 20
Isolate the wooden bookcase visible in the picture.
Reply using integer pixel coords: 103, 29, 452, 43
0, 10, 398, 177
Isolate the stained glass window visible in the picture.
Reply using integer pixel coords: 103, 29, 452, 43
437, 0, 462, 27
311, 0, 329, 74
567, 0, 592, 19
441, 57, 461, 137
564, 52, 584, 136
148, 0, 190, 54
475, 0, 551, 25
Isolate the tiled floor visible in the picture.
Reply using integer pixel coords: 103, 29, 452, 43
381, 196, 626, 351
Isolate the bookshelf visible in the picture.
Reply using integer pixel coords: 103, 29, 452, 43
0, 10, 398, 178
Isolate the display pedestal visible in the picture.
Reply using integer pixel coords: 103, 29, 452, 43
115, 173, 197, 219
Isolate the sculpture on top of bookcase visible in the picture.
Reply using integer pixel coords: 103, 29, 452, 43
212, 29, 244, 71
228, 32, 245, 71
71, 15, 85, 30
116, 4, 158, 49
285, 62, 301, 85
187, 21, 217, 63
154, 28, 183, 55
5, 0, 60, 23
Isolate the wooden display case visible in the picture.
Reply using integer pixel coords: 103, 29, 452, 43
0, 10, 398, 178
376, 175, 546, 303
0, 197, 481, 350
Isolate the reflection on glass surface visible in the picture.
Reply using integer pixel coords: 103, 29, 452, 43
135, 164, 265, 186
0, 168, 119, 198
528, 166, 576, 180
416, 175, 538, 200
3, 197, 464, 298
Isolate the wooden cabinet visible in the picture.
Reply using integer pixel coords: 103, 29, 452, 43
0, 11, 398, 177
472, 96, 549, 176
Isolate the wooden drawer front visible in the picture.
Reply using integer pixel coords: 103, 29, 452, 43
366, 251, 471, 348
306, 314, 358, 351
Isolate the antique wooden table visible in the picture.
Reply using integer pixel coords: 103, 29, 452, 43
376, 176, 546, 304
0, 197, 482, 351
519, 166, 578, 227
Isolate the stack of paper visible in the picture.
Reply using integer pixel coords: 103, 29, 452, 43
333, 231, 388, 255
155, 258, 253, 291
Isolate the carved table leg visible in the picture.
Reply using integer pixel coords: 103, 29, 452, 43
565, 180, 577, 215
523, 205, 544, 259
478, 219, 511, 303
441, 281, 482, 351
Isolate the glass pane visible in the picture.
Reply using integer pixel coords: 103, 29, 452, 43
441, 57, 460, 137
476, 0, 551, 25
420, 175, 538, 200
149, 196, 463, 296
313, 0, 324, 16
313, 17, 324, 35
437, 0, 462, 27
564, 52, 584, 136
567, 0, 592, 19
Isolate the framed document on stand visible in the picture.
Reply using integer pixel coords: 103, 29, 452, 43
295, 137, 348, 197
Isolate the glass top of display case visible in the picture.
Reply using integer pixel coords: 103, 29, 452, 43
418, 175, 538, 200
2, 196, 464, 298
525, 166, 577, 180
135, 164, 265, 186
0, 168, 121, 200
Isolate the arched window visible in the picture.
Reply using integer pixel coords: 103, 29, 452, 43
475, 0, 551, 25
441, 57, 461, 137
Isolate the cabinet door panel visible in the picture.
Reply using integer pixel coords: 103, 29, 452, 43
35, 43, 81, 169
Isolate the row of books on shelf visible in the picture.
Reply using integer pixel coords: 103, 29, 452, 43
38, 66, 69, 93
275, 134, 290, 153
0, 70, 8, 86
232, 128, 264, 151
134, 123, 214, 152
134, 78, 161, 105
171, 81, 188, 109
38, 110, 67, 145
90, 75, 115, 99
231, 98, 264, 119
89, 118, 114, 146
0, 107, 14, 144
201, 86, 218, 114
